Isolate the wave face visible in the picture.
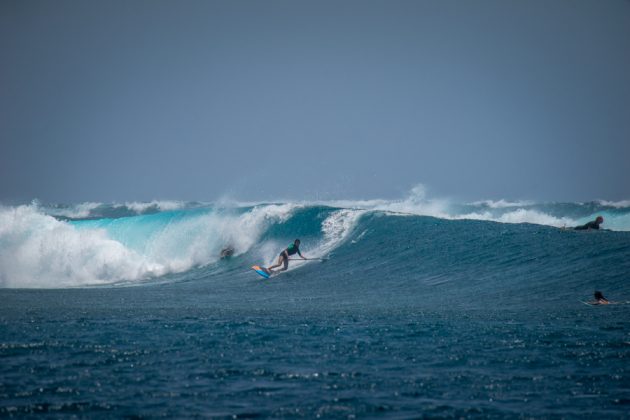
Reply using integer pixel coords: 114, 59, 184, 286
1, 198, 629, 296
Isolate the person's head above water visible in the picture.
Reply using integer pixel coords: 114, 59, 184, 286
294, 239, 301, 246
594, 291, 606, 300
596, 216, 604, 224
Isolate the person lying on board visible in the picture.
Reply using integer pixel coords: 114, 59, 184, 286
589, 291, 610, 305
574, 216, 604, 230
268, 239, 306, 273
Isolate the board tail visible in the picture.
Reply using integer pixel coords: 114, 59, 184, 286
251, 265, 271, 279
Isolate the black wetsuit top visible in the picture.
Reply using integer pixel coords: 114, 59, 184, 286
574, 220, 601, 230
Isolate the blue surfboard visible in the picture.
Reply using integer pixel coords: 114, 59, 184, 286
251, 265, 271, 279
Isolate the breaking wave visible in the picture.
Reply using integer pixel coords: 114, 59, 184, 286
1, 187, 629, 288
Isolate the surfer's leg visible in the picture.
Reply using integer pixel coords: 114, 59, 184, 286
267, 255, 285, 272
272, 255, 289, 272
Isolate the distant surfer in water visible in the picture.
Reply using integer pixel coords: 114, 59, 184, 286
589, 291, 610, 305
220, 247, 234, 259
574, 216, 604, 230
267, 239, 306, 273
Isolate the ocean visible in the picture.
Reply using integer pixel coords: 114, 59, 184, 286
1, 197, 629, 417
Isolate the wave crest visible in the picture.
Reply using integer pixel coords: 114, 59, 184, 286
0, 203, 300, 288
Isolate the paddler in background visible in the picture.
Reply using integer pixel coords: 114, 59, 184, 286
267, 239, 306, 273
587, 291, 610, 305
574, 216, 604, 230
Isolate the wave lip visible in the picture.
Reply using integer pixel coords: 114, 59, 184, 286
596, 199, 630, 209
34, 200, 206, 221
468, 199, 535, 209
35, 201, 102, 219
454, 209, 576, 227
120, 200, 189, 214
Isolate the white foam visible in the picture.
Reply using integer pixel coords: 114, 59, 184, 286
320, 184, 451, 220
0, 205, 164, 288
120, 200, 187, 213
596, 200, 630, 209
0, 203, 300, 288
455, 209, 575, 227
127, 203, 297, 272
468, 199, 534, 209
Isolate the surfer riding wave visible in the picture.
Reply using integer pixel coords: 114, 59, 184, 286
268, 239, 306, 273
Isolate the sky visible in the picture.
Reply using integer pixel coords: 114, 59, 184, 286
1, 0, 629, 204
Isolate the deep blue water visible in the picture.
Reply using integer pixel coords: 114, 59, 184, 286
1, 200, 629, 417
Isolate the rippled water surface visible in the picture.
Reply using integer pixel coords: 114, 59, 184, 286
2, 286, 629, 418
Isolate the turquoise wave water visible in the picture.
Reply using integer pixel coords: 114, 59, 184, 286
1, 199, 629, 291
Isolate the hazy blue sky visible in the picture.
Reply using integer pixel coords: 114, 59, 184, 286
1, 0, 629, 203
